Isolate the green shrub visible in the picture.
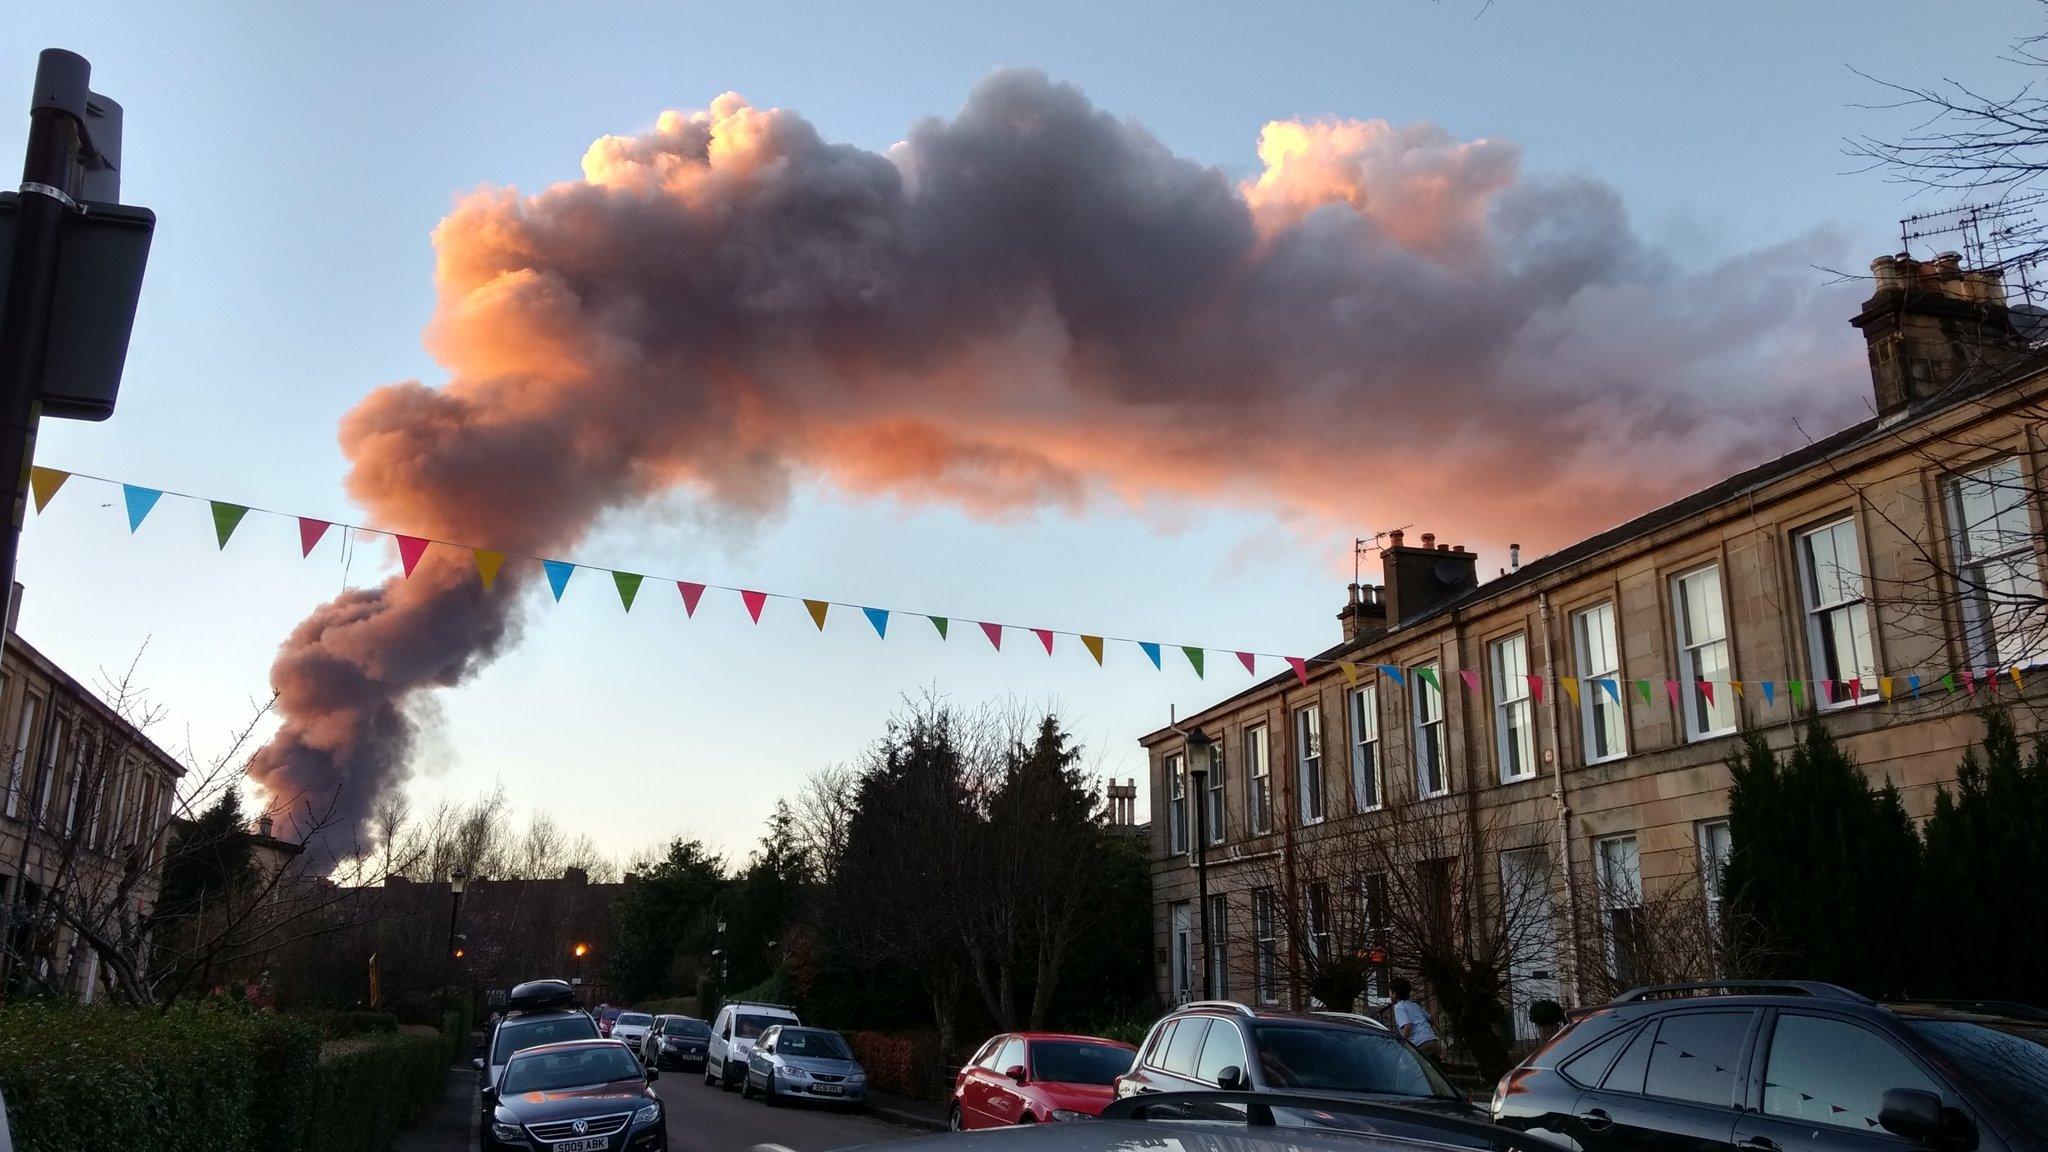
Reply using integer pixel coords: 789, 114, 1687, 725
291, 1010, 400, 1040
635, 996, 701, 1018
307, 1028, 448, 1152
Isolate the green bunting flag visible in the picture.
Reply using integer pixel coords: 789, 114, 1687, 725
613, 571, 643, 611
929, 615, 949, 639
1183, 646, 1205, 678
210, 501, 250, 549
1417, 666, 1441, 692
1635, 678, 1654, 706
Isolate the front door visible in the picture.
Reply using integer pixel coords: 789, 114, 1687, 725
1501, 849, 1561, 1043
1170, 902, 1192, 1004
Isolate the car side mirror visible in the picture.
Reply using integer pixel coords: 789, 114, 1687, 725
1879, 1089, 1944, 1143
646, 1067, 659, 1082
1005, 1064, 1029, 1084
472, 1057, 485, 1073
479, 1085, 497, 1106
1216, 1066, 1247, 1091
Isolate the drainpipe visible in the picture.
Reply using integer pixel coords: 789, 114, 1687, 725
1537, 591, 1582, 1007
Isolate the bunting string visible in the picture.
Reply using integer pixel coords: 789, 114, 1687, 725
24, 466, 2042, 705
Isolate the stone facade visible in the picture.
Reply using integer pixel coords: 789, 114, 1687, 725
1140, 253, 2048, 1036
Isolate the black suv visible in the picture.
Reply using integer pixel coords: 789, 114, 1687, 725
1116, 1001, 1481, 1131
1491, 981, 2048, 1151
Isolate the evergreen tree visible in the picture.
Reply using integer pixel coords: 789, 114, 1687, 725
1724, 723, 1920, 997
606, 838, 725, 1000
1919, 708, 2048, 1000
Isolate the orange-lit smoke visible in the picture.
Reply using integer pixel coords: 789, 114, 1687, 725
250, 70, 1864, 851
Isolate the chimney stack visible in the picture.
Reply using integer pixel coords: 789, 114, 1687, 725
1852, 251, 2025, 416
1338, 582, 1389, 642
1379, 530, 1479, 625
257, 814, 274, 837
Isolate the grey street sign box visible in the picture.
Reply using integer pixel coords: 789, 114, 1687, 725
0, 191, 154, 421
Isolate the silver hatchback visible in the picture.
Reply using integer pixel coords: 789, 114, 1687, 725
743, 1025, 868, 1106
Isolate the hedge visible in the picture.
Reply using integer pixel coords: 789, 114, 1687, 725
845, 1030, 944, 1100
0, 1004, 447, 1152
294, 1010, 401, 1040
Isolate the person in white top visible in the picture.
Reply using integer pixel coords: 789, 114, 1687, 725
1389, 977, 1446, 1068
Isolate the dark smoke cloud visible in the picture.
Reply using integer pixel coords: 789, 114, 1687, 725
251, 70, 1865, 849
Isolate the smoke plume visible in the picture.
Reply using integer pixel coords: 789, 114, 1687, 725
251, 70, 1864, 848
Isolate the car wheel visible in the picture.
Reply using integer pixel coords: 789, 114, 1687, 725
741, 1073, 757, 1100
948, 1105, 964, 1131
723, 1065, 741, 1091
1017, 1112, 1036, 1124
762, 1076, 780, 1107
704, 1064, 718, 1087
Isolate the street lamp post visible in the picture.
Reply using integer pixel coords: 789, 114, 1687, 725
572, 942, 589, 1003
447, 869, 467, 958
1185, 728, 1214, 999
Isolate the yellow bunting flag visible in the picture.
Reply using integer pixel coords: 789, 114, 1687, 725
1879, 677, 1895, 701
1081, 635, 1105, 664
804, 599, 830, 630
1729, 680, 1744, 698
2013, 666, 2026, 691
1560, 676, 1580, 707
1338, 660, 1361, 684
28, 467, 67, 512
473, 550, 507, 590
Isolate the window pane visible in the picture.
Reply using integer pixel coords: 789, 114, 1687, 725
1195, 1022, 1247, 1083
1763, 1014, 1939, 1131
1645, 1011, 1751, 1106
1602, 1022, 1657, 1095
1351, 687, 1379, 810
1162, 1017, 1209, 1076
1561, 1026, 1634, 1089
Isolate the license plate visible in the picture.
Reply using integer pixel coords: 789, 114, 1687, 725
811, 1084, 843, 1095
552, 1139, 607, 1151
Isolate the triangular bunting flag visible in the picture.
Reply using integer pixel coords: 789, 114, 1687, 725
1700, 681, 1715, 706
2012, 667, 2025, 691
1730, 680, 1744, 698
299, 517, 332, 557
1236, 651, 1256, 675
1665, 679, 1681, 706
1082, 635, 1104, 664
543, 559, 575, 600
1527, 674, 1545, 704
209, 501, 250, 549
1287, 657, 1309, 686
1818, 679, 1835, 705
1847, 677, 1863, 699
396, 535, 430, 577
122, 485, 162, 532
1381, 665, 1407, 687
1598, 678, 1620, 704
1788, 680, 1805, 707
474, 549, 507, 590
677, 581, 706, 616
1338, 660, 1360, 685
614, 571, 644, 611
1942, 673, 1956, 694
930, 615, 949, 639
1963, 668, 1978, 695
741, 589, 768, 622
1561, 677, 1581, 707
1183, 647, 1205, 678
1417, 667, 1441, 692
804, 599, 829, 630
1032, 628, 1055, 655
28, 467, 67, 512
1635, 678, 1654, 706
1140, 641, 1162, 669
979, 621, 1003, 650
863, 607, 890, 639
1879, 677, 1895, 701
1459, 669, 1481, 695
1762, 681, 1777, 706
1908, 674, 1921, 696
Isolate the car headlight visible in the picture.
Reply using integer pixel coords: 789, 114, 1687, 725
1050, 1109, 1093, 1122
781, 1065, 809, 1078
490, 1121, 523, 1141
634, 1103, 661, 1124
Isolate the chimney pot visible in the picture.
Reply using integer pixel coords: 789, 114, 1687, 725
1419, 532, 1435, 550
1452, 543, 1465, 553
1853, 249, 2024, 416
1387, 529, 1404, 549
1509, 543, 1522, 573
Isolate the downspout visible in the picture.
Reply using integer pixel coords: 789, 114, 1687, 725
1538, 591, 1582, 1007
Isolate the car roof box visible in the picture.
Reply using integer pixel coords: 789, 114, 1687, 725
507, 979, 578, 1012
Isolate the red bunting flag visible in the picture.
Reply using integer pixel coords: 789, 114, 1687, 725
1701, 681, 1716, 705
1963, 668, 1978, 695
396, 535, 429, 577
1666, 679, 1681, 706
677, 581, 706, 617
741, 589, 768, 623
1032, 627, 1054, 655
1527, 674, 1545, 704
1287, 656, 1309, 686
1237, 651, 1256, 675
1459, 669, 1480, 694
298, 517, 331, 557
980, 622, 1003, 650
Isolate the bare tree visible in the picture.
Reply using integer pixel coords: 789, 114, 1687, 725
788, 764, 859, 885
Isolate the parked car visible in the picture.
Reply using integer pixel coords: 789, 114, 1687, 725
642, 1015, 712, 1070
611, 1011, 655, 1050
1491, 980, 2048, 1151
1116, 1001, 1480, 1127
743, 1024, 869, 1107
952, 1032, 1138, 1129
706, 999, 800, 1089
476, 980, 601, 1118
481, 1039, 665, 1151
594, 1005, 624, 1038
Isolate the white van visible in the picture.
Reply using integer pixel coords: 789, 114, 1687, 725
705, 1000, 800, 1089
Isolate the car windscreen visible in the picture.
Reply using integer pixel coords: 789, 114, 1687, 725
494, 1015, 600, 1063
1252, 1024, 1444, 1098
1031, 1040, 1132, 1085
1909, 1018, 2048, 1132
777, 1029, 854, 1060
501, 1045, 644, 1094
734, 1014, 782, 1040
617, 1013, 653, 1027
664, 1018, 709, 1037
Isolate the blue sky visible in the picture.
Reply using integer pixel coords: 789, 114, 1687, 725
4, 1, 2036, 863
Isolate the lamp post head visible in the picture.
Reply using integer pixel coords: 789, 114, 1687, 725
449, 869, 468, 896
572, 942, 589, 958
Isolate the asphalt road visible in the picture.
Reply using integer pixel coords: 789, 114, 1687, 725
653, 1067, 934, 1152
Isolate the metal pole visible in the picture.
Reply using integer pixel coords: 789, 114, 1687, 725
0, 50, 91, 637
1191, 761, 1212, 999
446, 888, 462, 957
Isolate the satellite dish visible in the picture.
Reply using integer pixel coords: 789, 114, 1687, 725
1434, 559, 1468, 583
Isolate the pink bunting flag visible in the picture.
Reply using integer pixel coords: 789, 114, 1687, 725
1818, 679, 1834, 705
1459, 669, 1480, 694
1666, 679, 1681, 706
298, 517, 331, 557
741, 589, 768, 623
395, 535, 429, 577
1287, 656, 1309, 686
1963, 667, 1978, 695
980, 621, 1003, 650
677, 581, 706, 617
1236, 651, 1256, 675
1032, 627, 1054, 655
1527, 674, 1545, 704
1700, 681, 1716, 705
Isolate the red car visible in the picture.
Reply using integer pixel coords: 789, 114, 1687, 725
950, 1032, 1138, 1129
593, 1005, 623, 1038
